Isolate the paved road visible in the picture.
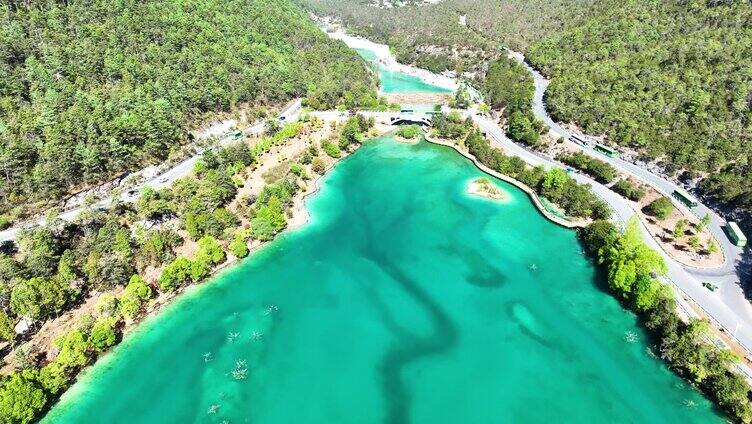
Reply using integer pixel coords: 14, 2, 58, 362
7, 87, 752, 355
0, 100, 302, 242
507, 50, 743, 275
473, 115, 752, 355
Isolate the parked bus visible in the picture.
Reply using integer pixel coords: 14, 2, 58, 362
672, 189, 698, 208
726, 222, 747, 247
594, 143, 619, 158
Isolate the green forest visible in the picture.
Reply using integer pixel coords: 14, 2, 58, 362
0, 0, 375, 215
299, 0, 595, 74
527, 0, 752, 222
581, 219, 752, 422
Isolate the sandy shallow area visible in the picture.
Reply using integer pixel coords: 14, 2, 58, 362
467, 178, 506, 201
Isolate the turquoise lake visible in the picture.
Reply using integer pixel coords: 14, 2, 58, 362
354, 48, 453, 95
44, 136, 720, 423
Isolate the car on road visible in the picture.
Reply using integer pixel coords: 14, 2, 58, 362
23, 223, 40, 232
702, 281, 719, 292
158, 177, 168, 184
278, 115, 286, 122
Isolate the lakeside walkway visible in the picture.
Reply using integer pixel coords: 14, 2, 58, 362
422, 133, 581, 229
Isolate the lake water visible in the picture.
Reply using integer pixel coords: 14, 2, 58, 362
354, 48, 453, 95
44, 136, 720, 423
43, 44, 721, 423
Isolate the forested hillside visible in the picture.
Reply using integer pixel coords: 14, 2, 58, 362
303, 0, 492, 74
526, 0, 752, 223
0, 0, 375, 214
299, 0, 594, 74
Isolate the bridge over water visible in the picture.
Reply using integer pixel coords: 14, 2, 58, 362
389, 112, 432, 126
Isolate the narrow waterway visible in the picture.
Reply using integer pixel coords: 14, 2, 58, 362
355, 48, 453, 96
43, 46, 722, 423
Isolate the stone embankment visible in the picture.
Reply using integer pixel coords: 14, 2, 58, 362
423, 133, 582, 229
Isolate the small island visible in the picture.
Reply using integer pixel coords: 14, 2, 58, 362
394, 124, 422, 143
468, 177, 505, 200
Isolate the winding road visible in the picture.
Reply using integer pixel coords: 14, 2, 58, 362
496, 50, 752, 355
1, 34, 749, 363
0, 100, 302, 243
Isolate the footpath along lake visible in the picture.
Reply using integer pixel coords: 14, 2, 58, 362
44, 135, 720, 423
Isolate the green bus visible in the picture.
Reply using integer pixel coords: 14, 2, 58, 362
672, 189, 698, 208
594, 143, 619, 158
726, 222, 747, 247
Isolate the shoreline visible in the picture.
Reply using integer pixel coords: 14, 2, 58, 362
394, 134, 421, 144
423, 134, 582, 229
41, 125, 388, 419
326, 27, 459, 93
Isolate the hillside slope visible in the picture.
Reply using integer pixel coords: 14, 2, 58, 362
526, 0, 752, 223
0, 0, 375, 214
300, 0, 595, 74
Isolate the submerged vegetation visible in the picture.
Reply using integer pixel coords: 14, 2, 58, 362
0, 115, 374, 423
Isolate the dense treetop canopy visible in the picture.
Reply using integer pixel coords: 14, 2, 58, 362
0, 0, 375, 212
527, 0, 752, 220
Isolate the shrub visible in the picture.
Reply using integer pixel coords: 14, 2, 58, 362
579, 220, 618, 256
95, 293, 119, 317
89, 317, 118, 353
159, 256, 194, 291
312, 157, 326, 174
300, 149, 313, 164
612, 179, 646, 201
290, 163, 308, 179
183, 208, 239, 240
558, 151, 617, 183
54, 330, 90, 370
0, 371, 47, 424
0, 311, 15, 344
189, 259, 209, 282
338, 115, 371, 148
119, 275, 153, 319
229, 232, 250, 258
507, 111, 540, 145
250, 196, 286, 241
321, 140, 341, 158
196, 236, 226, 266
0, 216, 10, 230
397, 125, 421, 139
644, 196, 674, 220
